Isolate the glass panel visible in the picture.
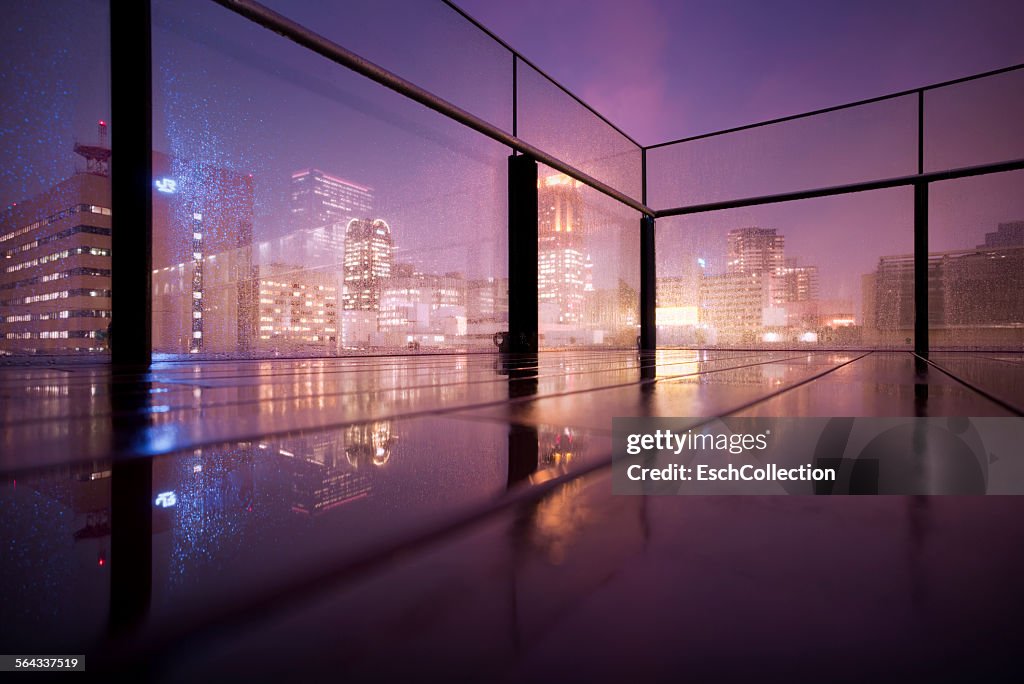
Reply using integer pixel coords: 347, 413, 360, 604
647, 96, 917, 210
929, 169, 1024, 349
257, 0, 513, 132
925, 69, 1024, 172
537, 164, 639, 349
152, 0, 507, 359
0, 2, 111, 361
518, 64, 642, 203
655, 188, 913, 348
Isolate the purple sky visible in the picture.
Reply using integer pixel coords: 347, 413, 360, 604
458, 0, 1024, 145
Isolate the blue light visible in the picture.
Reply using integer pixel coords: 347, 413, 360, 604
155, 491, 177, 508
155, 178, 177, 194
697, 258, 706, 268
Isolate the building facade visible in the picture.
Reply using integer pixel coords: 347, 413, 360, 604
538, 174, 587, 327
255, 263, 339, 354
290, 169, 373, 232
0, 172, 112, 354
152, 151, 257, 355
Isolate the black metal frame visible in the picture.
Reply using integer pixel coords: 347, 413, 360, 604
507, 154, 539, 353
646, 64, 1023, 357
110, 0, 153, 366
645, 62, 1024, 150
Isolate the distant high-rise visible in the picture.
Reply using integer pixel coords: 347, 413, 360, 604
697, 227, 826, 343
538, 174, 587, 326
981, 221, 1024, 249
343, 218, 393, 312
290, 169, 373, 232
865, 234, 1024, 347
726, 227, 786, 277
779, 257, 819, 303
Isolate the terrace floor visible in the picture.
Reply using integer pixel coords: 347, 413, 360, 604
1, 350, 1023, 680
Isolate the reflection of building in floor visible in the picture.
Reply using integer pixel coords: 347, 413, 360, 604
267, 422, 393, 516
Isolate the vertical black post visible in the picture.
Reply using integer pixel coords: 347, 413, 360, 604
639, 215, 656, 352
108, 0, 154, 639
508, 154, 538, 353
110, 0, 153, 366
914, 90, 928, 361
914, 182, 929, 359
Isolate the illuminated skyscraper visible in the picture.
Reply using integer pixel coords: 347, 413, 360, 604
290, 169, 373, 232
726, 227, 785, 278
343, 218, 393, 312
538, 174, 587, 325
701, 227, 823, 343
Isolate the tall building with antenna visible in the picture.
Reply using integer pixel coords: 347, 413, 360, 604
1, 122, 112, 354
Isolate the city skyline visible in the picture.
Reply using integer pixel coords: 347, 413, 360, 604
3, 134, 1020, 354
1, 0, 1021, 356
4, 2, 1022, 285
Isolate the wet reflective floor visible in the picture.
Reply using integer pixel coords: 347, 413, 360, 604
1, 350, 1022, 680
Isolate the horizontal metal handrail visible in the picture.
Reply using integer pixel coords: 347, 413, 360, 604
654, 157, 1024, 218
646, 62, 1024, 151
210, 0, 653, 215
441, 0, 643, 150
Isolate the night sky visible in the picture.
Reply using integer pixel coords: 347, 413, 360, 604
2, 0, 1022, 298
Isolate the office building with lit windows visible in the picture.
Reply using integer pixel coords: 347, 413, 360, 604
0, 157, 112, 354
342, 218, 393, 313
256, 263, 339, 354
538, 174, 587, 326
290, 169, 373, 232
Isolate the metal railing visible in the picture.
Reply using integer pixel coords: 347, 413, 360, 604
108, 0, 1024, 363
